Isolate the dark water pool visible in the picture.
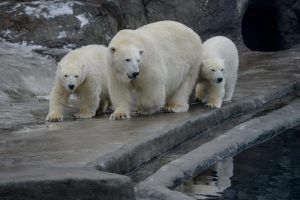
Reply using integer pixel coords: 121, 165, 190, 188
175, 125, 300, 200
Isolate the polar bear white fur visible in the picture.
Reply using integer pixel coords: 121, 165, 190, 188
108, 21, 202, 120
46, 45, 110, 122
196, 36, 239, 108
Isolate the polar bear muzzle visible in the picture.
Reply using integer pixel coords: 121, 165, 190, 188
127, 72, 140, 80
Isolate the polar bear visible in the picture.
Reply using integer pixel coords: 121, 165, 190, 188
196, 36, 239, 108
46, 45, 110, 122
107, 21, 202, 120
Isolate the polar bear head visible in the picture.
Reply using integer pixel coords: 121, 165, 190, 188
201, 58, 225, 84
58, 63, 87, 92
109, 43, 144, 82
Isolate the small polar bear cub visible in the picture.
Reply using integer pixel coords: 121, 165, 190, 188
46, 45, 110, 122
196, 36, 239, 108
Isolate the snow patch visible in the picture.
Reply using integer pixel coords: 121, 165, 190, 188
0, 2, 9, 6
20, 1, 74, 19
63, 43, 77, 49
76, 14, 89, 28
57, 31, 67, 39
19, 41, 45, 52
1, 30, 12, 37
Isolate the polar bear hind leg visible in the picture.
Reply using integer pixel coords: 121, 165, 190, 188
195, 82, 208, 103
74, 89, 100, 119
224, 73, 237, 102
162, 67, 198, 113
137, 83, 166, 115
96, 98, 110, 115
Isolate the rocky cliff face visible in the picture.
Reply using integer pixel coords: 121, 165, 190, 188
0, 1, 118, 48
0, 0, 299, 51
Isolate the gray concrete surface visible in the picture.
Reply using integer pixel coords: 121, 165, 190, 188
0, 167, 134, 200
1, 49, 299, 171
0, 47, 299, 199
93, 80, 297, 174
135, 100, 300, 200
1, 77, 297, 176
126, 94, 296, 184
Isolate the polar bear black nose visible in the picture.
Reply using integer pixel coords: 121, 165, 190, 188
217, 78, 223, 83
132, 72, 139, 79
69, 84, 75, 90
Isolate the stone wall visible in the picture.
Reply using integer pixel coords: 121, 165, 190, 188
0, 0, 299, 51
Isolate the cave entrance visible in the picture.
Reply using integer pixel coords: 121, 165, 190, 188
242, 3, 284, 51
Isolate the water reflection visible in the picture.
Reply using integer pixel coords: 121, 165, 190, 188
176, 157, 233, 199
175, 126, 300, 200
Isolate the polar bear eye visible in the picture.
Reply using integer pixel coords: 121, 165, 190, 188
64, 75, 68, 78
221, 69, 224, 71
75, 75, 78, 78
211, 69, 215, 72
137, 59, 140, 62
125, 58, 131, 62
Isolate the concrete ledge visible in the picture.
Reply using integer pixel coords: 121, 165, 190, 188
93, 81, 298, 174
0, 168, 135, 200
135, 99, 300, 200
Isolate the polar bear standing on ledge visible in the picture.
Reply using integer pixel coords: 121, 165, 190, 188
196, 36, 239, 108
108, 21, 202, 120
46, 45, 110, 122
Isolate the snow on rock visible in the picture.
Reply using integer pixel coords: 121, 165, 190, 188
1, 30, 12, 38
76, 14, 89, 28
13, 1, 76, 19
0, 2, 9, 6
57, 31, 67, 39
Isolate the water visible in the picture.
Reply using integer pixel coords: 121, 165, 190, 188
175, 125, 300, 200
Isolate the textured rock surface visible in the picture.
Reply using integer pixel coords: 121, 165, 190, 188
0, 1, 118, 48
0, 42, 53, 131
0, 0, 299, 50
0, 41, 55, 101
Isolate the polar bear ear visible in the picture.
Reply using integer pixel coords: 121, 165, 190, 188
109, 46, 117, 54
139, 49, 144, 55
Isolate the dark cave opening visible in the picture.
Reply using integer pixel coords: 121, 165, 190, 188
242, 3, 285, 51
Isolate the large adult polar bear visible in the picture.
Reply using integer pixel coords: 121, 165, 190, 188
108, 21, 202, 120
46, 45, 110, 122
196, 36, 239, 108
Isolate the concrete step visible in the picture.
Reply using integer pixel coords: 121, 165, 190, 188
135, 99, 300, 200
0, 168, 134, 200
126, 94, 296, 184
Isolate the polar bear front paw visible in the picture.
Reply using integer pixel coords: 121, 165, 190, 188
161, 103, 189, 113
110, 111, 130, 120
206, 99, 222, 108
46, 112, 63, 122
161, 106, 174, 113
73, 112, 93, 119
